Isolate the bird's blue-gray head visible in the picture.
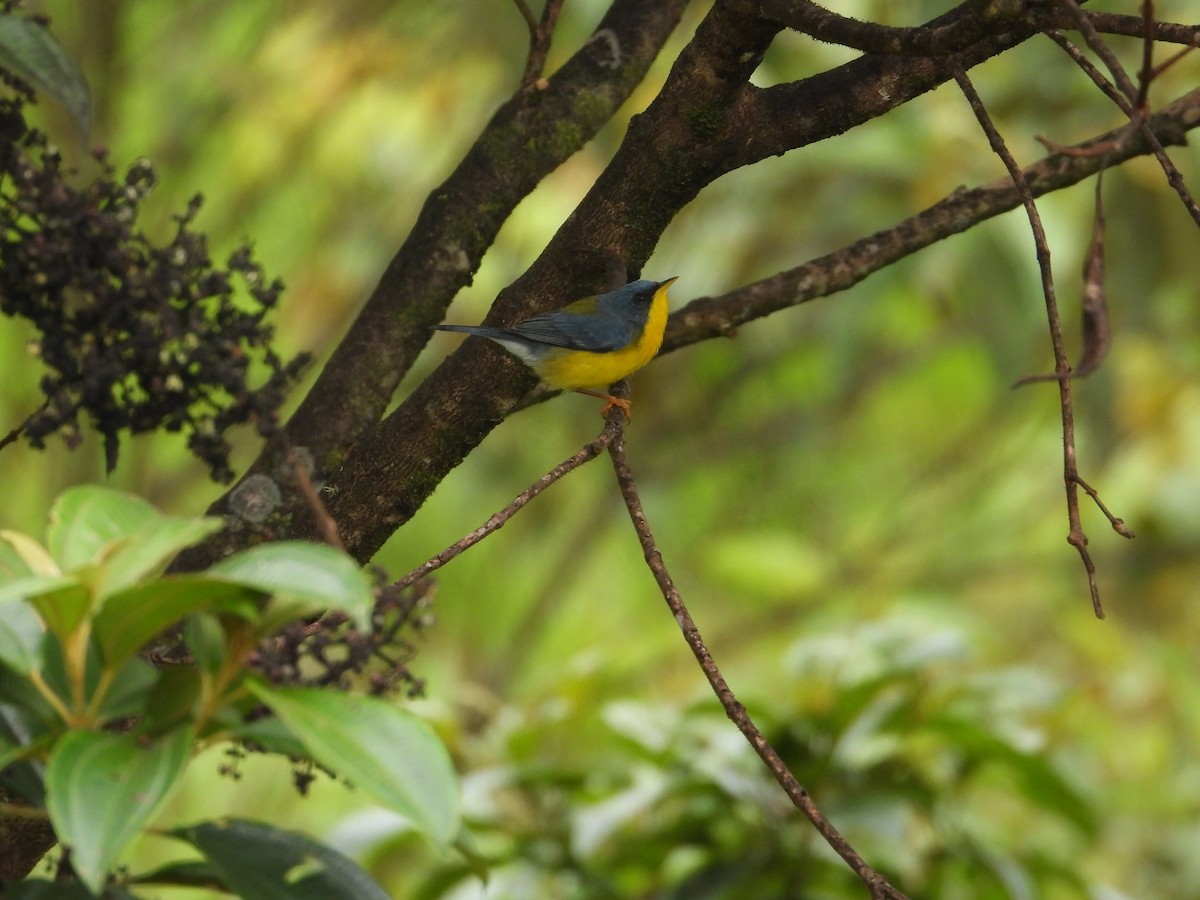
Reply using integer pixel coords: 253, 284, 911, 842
597, 279, 665, 328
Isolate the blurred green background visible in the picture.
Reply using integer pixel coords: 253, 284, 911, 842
7, 1, 1200, 897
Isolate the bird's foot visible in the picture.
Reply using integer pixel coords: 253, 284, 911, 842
576, 388, 632, 420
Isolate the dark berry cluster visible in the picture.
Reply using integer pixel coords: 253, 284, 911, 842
0, 98, 308, 481
249, 577, 433, 700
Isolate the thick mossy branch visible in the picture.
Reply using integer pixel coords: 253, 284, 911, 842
267, 0, 690, 476
173, 0, 691, 569
179, 1, 1200, 567
315, 0, 1075, 561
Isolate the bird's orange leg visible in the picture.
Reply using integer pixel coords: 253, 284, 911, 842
575, 388, 632, 419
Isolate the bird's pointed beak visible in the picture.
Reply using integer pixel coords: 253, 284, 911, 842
659, 276, 679, 289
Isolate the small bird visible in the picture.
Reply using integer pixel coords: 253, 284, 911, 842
437, 277, 677, 418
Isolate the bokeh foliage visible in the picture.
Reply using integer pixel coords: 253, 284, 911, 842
6, 0, 1200, 896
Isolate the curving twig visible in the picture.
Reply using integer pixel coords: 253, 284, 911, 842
608, 432, 909, 899
955, 68, 1119, 618
393, 412, 625, 591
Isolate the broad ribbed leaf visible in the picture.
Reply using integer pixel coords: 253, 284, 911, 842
210, 542, 374, 631
92, 576, 262, 669
130, 859, 225, 890
45, 727, 192, 894
47, 487, 158, 571
0, 573, 77, 607
142, 666, 203, 736
249, 682, 459, 846
229, 714, 309, 758
0, 704, 48, 803
99, 516, 226, 598
96, 657, 160, 720
27, 581, 93, 641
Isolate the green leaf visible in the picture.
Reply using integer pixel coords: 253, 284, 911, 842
92, 576, 263, 669
142, 666, 203, 736
169, 818, 391, 900
0, 15, 91, 136
0, 598, 45, 674
182, 612, 229, 674
130, 859, 227, 890
0, 572, 79, 607
99, 516, 226, 598
0, 705, 48, 803
45, 727, 192, 894
0, 663, 58, 743
210, 542, 375, 631
248, 682, 460, 846
96, 657, 160, 720
28, 581, 93, 641
452, 826, 492, 885
0, 530, 59, 577
47, 487, 159, 572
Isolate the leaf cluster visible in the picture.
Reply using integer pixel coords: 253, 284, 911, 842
0, 486, 460, 897
383, 612, 1095, 899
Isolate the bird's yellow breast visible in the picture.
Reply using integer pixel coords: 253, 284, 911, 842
533, 282, 670, 391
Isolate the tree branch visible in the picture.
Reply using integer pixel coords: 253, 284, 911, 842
759, 0, 1022, 56
311, 3, 1200, 565
1042, 22, 1200, 228
282, 0, 684, 454
174, 0, 688, 569
659, 88, 1200, 356
312, 0, 1050, 561
608, 432, 909, 899
1030, 8, 1200, 45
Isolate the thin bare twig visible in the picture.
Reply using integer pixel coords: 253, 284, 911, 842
1135, 0, 1155, 110
1043, 8, 1200, 227
1013, 171, 1111, 385
0, 400, 50, 452
1146, 39, 1198, 79
955, 68, 1107, 619
607, 434, 909, 899
1053, 0, 1142, 106
1039, 29, 1131, 121
651, 87, 1200, 367
290, 448, 345, 551
514, 0, 565, 89
1074, 174, 1111, 379
1075, 475, 1136, 538
392, 413, 624, 591
511, 0, 538, 34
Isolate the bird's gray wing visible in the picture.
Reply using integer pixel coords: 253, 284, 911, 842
510, 310, 632, 352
